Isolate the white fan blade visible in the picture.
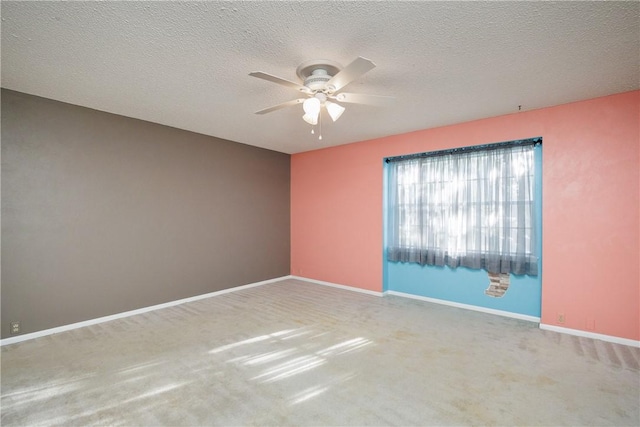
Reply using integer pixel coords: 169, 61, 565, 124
249, 72, 312, 94
254, 98, 305, 115
324, 57, 376, 93
334, 92, 395, 107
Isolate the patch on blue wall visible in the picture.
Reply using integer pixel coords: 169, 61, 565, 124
485, 272, 510, 297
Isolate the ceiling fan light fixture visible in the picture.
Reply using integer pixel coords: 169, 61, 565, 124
250, 57, 394, 140
325, 101, 345, 122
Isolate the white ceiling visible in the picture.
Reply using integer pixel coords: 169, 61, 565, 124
2, 1, 638, 154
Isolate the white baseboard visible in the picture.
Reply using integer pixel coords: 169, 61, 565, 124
0, 276, 289, 346
5, 275, 637, 349
385, 290, 541, 323
290, 275, 385, 297
540, 323, 640, 348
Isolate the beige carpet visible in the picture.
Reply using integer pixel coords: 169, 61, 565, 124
2, 279, 639, 426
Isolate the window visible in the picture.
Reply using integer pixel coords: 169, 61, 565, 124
387, 141, 538, 276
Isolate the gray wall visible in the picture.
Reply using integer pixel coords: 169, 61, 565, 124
1, 89, 290, 338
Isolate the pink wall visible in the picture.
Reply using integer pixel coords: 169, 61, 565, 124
291, 90, 639, 341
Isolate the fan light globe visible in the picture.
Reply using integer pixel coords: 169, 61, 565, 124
325, 101, 345, 122
303, 97, 321, 115
302, 113, 318, 125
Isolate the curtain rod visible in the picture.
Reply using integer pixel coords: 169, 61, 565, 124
385, 137, 542, 163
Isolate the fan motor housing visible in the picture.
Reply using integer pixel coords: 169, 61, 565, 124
304, 70, 332, 91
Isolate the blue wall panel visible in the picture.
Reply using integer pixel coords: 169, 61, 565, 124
386, 263, 541, 317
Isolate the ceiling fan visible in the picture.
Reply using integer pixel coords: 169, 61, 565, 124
249, 57, 394, 139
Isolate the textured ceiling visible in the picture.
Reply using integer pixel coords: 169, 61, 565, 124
2, 1, 638, 154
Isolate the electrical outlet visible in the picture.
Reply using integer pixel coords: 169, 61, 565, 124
10, 321, 20, 335
557, 313, 565, 324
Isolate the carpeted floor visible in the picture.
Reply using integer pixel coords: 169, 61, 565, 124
2, 279, 639, 426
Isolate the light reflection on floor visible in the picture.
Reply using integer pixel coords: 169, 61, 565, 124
208, 326, 373, 401
2, 359, 189, 426
2, 312, 376, 423
289, 373, 356, 405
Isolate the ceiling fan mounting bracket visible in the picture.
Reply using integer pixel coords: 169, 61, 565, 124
296, 59, 342, 80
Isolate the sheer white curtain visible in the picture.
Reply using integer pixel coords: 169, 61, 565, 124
387, 144, 537, 275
